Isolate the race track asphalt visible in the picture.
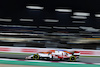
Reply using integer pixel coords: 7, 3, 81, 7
0, 53, 100, 63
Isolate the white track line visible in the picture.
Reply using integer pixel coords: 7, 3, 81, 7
0, 58, 17, 61
93, 63, 100, 65
25, 60, 51, 63
0, 58, 100, 65
59, 62, 86, 64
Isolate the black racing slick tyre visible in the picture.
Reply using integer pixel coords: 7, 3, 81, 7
69, 56, 76, 62
33, 54, 39, 60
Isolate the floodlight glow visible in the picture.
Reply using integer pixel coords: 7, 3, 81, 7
71, 16, 87, 19
26, 6, 44, 9
0, 25, 37, 28
53, 26, 66, 29
44, 19, 59, 22
55, 9, 72, 12
20, 19, 33, 22
95, 14, 100, 17
67, 27, 79, 29
39, 26, 51, 29
72, 21, 85, 23
0, 18, 12, 22
74, 12, 90, 16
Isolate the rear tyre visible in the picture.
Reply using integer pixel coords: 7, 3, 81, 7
69, 56, 76, 62
33, 54, 39, 60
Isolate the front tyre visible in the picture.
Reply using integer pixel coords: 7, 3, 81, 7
69, 56, 76, 62
33, 54, 39, 60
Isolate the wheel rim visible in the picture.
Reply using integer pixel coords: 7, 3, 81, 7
71, 57, 75, 60
70, 56, 76, 61
33, 54, 39, 60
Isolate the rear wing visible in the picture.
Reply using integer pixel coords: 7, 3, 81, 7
73, 51, 80, 56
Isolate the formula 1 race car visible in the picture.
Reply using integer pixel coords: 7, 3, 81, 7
25, 50, 80, 61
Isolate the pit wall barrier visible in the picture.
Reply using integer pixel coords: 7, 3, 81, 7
0, 46, 100, 56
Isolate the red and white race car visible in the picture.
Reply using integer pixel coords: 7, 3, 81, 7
25, 50, 80, 61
